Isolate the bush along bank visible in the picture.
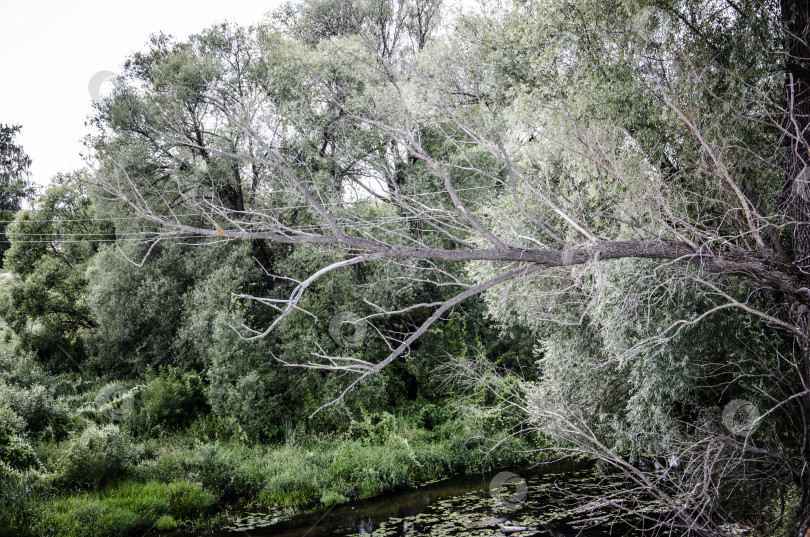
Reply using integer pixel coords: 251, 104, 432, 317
0, 358, 545, 537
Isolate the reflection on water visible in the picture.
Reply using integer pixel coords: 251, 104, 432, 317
208, 461, 636, 537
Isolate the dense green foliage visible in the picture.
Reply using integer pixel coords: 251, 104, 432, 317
0, 172, 109, 367
3, 0, 810, 536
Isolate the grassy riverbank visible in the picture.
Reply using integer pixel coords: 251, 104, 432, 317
4, 424, 539, 537
0, 346, 542, 537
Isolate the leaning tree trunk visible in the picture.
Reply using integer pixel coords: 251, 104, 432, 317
784, 1, 810, 536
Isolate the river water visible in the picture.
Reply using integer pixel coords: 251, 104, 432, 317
210, 462, 637, 537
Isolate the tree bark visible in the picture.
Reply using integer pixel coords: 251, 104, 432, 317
783, 0, 810, 535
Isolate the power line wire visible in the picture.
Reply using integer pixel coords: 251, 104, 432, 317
2, 235, 226, 244
0, 183, 500, 224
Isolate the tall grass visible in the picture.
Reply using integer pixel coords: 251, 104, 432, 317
131, 426, 533, 510
24, 480, 215, 537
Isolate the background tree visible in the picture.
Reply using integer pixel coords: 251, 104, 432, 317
0, 124, 37, 261
0, 171, 110, 369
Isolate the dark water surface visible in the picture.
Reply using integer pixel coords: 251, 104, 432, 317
208, 462, 635, 537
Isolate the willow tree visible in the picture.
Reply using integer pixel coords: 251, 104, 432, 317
92, 0, 810, 534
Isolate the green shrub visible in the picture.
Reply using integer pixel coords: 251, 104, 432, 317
184, 413, 228, 440
154, 515, 178, 531
320, 489, 349, 507
59, 424, 135, 489
0, 350, 49, 387
416, 403, 454, 431
0, 435, 38, 470
127, 368, 208, 436
0, 351, 69, 440
207, 356, 288, 441
0, 381, 69, 438
0, 403, 39, 471
347, 411, 399, 445
165, 479, 216, 518
0, 404, 24, 437
133, 441, 240, 497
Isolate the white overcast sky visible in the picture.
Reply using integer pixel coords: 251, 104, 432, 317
0, 0, 281, 186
